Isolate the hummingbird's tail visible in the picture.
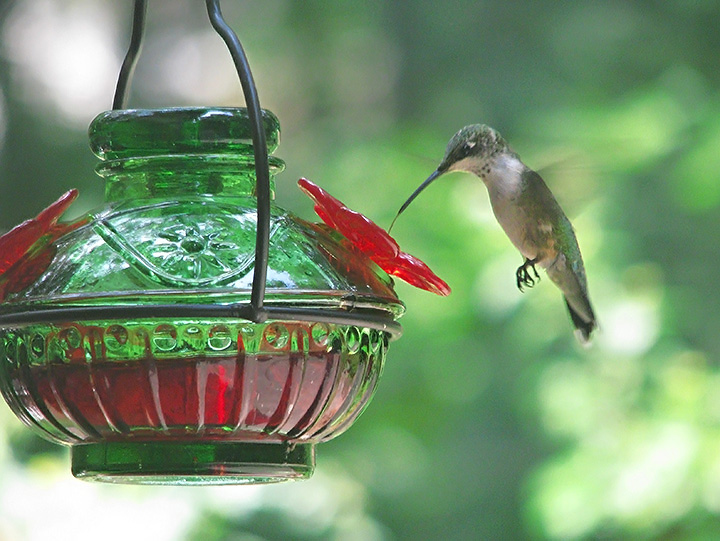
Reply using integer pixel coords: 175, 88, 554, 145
565, 298, 597, 345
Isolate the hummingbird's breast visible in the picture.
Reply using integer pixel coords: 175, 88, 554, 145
489, 191, 546, 261
483, 157, 556, 264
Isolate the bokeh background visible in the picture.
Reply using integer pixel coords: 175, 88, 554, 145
1, 1, 719, 539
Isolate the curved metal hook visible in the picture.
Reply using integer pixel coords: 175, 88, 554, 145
104, 2, 400, 335
112, 0, 147, 110
111, 0, 271, 323
206, 0, 271, 322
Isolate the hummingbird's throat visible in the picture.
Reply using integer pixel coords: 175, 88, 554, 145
448, 156, 490, 178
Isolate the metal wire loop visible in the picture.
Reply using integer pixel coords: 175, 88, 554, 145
112, 0, 147, 110
112, 0, 271, 323
205, 0, 271, 323
101, 1, 400, 335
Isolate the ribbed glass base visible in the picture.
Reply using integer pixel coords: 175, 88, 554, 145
71, 441, 315, 485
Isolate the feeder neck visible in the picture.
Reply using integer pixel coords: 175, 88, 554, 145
88, 107, 284, 202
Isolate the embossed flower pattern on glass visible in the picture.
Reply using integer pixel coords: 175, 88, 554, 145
148, 217, 243, 280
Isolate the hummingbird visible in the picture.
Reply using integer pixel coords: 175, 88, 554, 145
391, 124, 597, 343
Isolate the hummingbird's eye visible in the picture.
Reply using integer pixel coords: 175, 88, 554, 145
461, 141, 476, 155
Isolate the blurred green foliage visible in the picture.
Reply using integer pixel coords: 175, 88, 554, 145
1, 1, 720, 539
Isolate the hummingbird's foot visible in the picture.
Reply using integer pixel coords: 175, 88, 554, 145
516, 258, 540, 292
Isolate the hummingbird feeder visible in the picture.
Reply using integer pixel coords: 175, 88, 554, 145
0, 1, 448, 485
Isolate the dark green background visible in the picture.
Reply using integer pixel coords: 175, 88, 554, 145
1, 1, 719, 539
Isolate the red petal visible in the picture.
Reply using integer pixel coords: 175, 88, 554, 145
298, 178, 399, 260
0, 245, 57, 300
298, 177, 450, 296
334, 207, 399, 258
312, 205, 339, 231
0, 220, 43, 274
0, 189, 79, 275
36, 189, 79, 229
298, 178, 342, 229
375, 252, 451, 296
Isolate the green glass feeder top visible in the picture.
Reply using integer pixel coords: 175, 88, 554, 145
0, 108, 400, 484
0, 3, 404, 486
0, 107, 403, 317
90, 107, 282, 160
91, 107, 285, 201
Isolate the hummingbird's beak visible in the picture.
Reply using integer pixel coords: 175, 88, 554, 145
389, 168, 443, 231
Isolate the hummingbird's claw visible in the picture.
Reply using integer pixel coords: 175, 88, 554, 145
516, 258, 540, 292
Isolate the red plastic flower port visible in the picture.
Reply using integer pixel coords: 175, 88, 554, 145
298, 178, 450, 296
0, 189, 85, 300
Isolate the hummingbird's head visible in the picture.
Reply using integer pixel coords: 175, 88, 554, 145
390, 124, 510, 230
437, 124, 510, 175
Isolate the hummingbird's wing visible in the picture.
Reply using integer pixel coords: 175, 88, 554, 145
522, 169, 597, 341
